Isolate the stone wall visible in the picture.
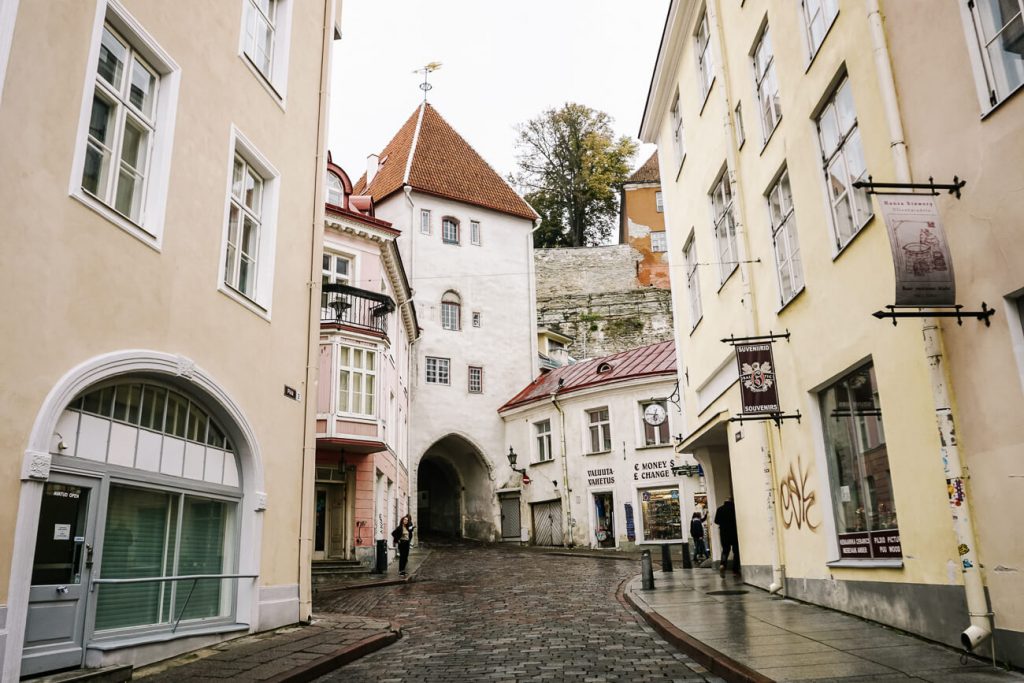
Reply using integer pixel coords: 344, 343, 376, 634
535, 246, 674, 360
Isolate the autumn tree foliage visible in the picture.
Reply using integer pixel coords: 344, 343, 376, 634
511, 103, 637, 248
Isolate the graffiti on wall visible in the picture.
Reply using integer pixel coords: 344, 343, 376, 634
779, 454, 819, 531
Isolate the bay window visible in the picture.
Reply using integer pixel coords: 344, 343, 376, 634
338, 345, 376, 416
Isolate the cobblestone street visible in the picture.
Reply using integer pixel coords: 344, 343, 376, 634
316, 542, 715, 682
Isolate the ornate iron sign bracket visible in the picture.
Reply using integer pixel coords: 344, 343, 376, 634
729, 411, 802, 428
872, 303, 996, 327
853, 175, 966, 199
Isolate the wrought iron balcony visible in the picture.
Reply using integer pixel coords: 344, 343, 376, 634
321, 283, 395, 335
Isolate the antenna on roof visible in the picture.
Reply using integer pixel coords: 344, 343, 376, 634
412, 61, 442, 102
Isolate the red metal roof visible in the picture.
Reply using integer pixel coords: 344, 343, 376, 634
499, 340, 677, 413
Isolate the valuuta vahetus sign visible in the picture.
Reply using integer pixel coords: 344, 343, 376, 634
735, 343, 780, 414
878, 195, 955, 306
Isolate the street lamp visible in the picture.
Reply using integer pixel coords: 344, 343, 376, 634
507, 446, 526, 475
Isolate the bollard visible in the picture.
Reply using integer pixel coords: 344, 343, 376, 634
374, 539, 388, 573
660, 543, 674, 572
641, 549, 655, 590
681, 541, 693, 569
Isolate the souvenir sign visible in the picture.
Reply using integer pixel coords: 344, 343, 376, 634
735, 343, 780, 414
878, 195, 955, 306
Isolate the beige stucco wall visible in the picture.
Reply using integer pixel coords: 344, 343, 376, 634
0, 0, 329, 630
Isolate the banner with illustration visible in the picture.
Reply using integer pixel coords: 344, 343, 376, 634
735, 343, 780, 414
878, 195, 955, 306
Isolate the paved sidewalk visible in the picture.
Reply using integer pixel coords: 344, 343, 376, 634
132, 614, 399, 682
313, 547, 431, 594
626, 568, 1024, 683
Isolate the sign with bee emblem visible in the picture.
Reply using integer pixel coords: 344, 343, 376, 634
735, 343, 780, 414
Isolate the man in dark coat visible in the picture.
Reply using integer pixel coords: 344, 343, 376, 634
714, 498, 740, 576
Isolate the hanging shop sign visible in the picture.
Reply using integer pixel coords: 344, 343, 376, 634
878, 195, 955, 306
735, 343, 780, 414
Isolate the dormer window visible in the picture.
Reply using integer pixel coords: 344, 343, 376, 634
326, 172, 343, 206
596, 362, 613, 374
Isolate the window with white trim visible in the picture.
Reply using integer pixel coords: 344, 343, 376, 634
224, 154, 264, 299
655, 191, 664, 213
425, 356, 450, 385
470, 220, 481, 245
322, 252, 351, 286
651, 231, 668, 253
420, 209, 431, 235
753, 26, 782, 142
710, 170, 739, 283
816, 77, 871, 250
468, 366, 483, 393
695, 11, 715, 101
587, 407, 611, 453
964, 0, 1024, 106
240, 0, 291, 96
338, 345, 376, 416
801, 0, 838, 58
441, 290, 461, 331
767, 169, 804, 305
670, 92, 686, 166
442, 217, 460, 245
534, 419, 553, 463
684, 233, 702, 327
326, 172, 343, 206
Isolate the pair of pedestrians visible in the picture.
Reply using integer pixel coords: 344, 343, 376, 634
689, 499, 740, 575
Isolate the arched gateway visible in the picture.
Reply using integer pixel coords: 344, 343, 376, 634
416, 434, 496, 541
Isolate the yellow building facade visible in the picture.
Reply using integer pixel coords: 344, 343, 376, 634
642, 0, 1024, 666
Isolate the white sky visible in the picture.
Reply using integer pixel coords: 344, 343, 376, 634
327, 0, 669, 184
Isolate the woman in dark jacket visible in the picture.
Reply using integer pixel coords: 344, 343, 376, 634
391, 514, 415, 576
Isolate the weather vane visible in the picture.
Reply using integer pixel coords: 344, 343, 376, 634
412, 61, 442, 102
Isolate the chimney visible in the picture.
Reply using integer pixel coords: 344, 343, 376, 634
366, 154, 380, 185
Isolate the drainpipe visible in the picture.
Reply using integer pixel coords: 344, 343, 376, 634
707, 0, 784, 594
865, 0, 991, 653
551, 383, 573, 548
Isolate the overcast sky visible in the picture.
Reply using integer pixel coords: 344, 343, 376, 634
327, 0, 668, 184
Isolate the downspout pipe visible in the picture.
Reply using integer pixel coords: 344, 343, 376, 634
706, 0, 783, 595
551, 382, 573, 548
865, 0, 991, 653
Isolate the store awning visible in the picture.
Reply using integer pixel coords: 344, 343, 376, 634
675, 410, 730, 453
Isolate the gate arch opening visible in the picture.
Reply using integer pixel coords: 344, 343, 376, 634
416, 434, 494, 541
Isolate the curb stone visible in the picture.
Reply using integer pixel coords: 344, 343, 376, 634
262, 628, 401, 683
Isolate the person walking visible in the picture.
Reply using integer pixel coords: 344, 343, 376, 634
714, 498, 740, 576
391, 514, 415, 576
690, 510, 708, 562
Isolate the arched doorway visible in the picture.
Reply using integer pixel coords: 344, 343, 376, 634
416, 434, 494, 541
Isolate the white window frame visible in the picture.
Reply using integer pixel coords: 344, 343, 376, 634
322, 251, 352, 286
752, 24, 782, 144
815, 76, 872, 252
709, 169, 739, 284
655, 191, 664, 213
442, 217, 460, 245
695, 9, 715, 103
420, 209, 432, 235
683, 232, 702, 328
337, 344, 377, 417
326, 172, 344, 207
238, 0, 293, 104
425, 356, 450, 385
650, 231, 668, 253
468, 366, 483, 394
766, 168, 804, 306
441, 291, 461, 331
961, 0, 1024, 109
534, 419, 553, 463
218, 126, 280, 318
670, 91, 686, 168
586, 407, 612, 454
801, 0, 839, 60
470, 220, 481, 245
69, 0, 181, 250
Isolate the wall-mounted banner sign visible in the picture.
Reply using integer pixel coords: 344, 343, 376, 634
878, 195, 955, 306
735, 343, 780, 414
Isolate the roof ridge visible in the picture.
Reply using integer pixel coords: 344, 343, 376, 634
403, 102, 427, 186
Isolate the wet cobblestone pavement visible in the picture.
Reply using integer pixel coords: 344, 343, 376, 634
315, 541, 716, 682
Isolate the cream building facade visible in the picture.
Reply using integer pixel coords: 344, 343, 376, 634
642, 0, 1024, 666
0, 0, 337, 677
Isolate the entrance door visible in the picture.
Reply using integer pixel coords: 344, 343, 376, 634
328, 484, 347, 558
531, 499, 563, 546
593, 492, 615, 548
313, 487, 328, 561
22, 475, 100, 676
499, 493, 521, 539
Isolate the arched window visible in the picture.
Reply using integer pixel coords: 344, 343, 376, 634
441, 217, 460, 245
326, 172, 344, 206
441, 290, 461, 331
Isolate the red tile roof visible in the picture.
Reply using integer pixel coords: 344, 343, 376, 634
627, 152, 660, 184
353, 103, 538, 221
499, 340, 677, 412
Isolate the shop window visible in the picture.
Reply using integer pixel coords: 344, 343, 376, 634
641, 400, 671, 446
819, 362, 902, 560
639, 486, 683, 541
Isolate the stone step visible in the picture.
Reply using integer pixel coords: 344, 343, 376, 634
312, 569, 373, 582
28, 664, 132, 683
312, 563, 366, 572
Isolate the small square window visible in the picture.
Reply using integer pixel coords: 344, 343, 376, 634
470, 220, 481, 245
442, 217, 460, 244
651, 231, 668, 253
468, 366, 483, 393
425, 356, 450, 385
472, 311, 481, 327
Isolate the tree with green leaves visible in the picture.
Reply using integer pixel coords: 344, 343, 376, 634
511, 103, 637, 248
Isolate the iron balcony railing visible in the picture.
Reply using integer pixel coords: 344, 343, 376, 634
321, 283, 396, 334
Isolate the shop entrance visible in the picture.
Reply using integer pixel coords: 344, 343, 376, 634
22, 475, 100, 676
592, 492, 615, 548
313, 465, 352, 560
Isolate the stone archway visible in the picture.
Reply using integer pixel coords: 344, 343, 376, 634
416, 434, 494, 541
